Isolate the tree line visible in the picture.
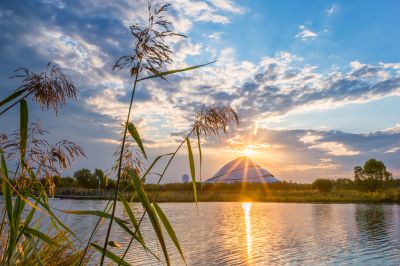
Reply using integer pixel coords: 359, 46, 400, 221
25, 158, 398, 193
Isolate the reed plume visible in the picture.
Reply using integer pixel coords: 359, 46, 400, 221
11, 62, 77, 113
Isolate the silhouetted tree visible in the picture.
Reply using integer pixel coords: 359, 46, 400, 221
354, 159, 392, 192
74, 168, 97, 188
312, 179, 333, 192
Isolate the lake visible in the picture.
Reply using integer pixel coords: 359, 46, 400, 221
14, 200, 400, 265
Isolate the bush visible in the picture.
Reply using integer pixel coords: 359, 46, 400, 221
312, 179, 333, 193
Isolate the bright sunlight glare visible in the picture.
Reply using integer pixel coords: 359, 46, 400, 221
243, 148, 254, 157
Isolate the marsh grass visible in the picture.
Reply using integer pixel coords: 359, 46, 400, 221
1, 1, 238, 265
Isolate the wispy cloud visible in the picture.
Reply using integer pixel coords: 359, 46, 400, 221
295, 25, 318, 41
325, 5, 338, 16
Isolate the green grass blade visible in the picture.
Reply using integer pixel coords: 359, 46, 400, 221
119, 193, 144, 244
3, 177, 47, 216
131, 172, 170, 265
24, 233, 44, 266
90, 243, 131, 266
60, 209, 149, 250
13, 195, 26, 231
196, 127, 202, 184
20, 99, 28, 162
24, 227, 59, 246
16, 191, 43, 244
141, 153, 173, 182
1, 150, 15, 262
152, 202, 186, 264
1, 151, 13, 226
137, 61, 216, 82
0, 89, 26, 108
127, 122, 147, 159
186, 138, 198, 207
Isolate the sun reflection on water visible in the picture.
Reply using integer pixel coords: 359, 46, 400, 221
242, 202, 252, 262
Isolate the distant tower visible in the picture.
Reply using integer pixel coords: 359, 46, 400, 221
182, 174, 189, 183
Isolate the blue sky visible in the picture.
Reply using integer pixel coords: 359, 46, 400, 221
0, 0, 399, 182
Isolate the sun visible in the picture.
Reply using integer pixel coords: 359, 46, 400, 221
243, 148, 254, 157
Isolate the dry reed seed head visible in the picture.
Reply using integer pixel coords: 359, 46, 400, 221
2, 121, 84, 182
194, 105, 239, 137
12, 62, 77, 113
113, 3, 185, 78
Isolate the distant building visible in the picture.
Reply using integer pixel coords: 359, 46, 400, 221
206, 156, 278, 184
182, 174, 190, 183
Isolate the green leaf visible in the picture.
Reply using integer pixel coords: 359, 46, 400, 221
141, 153, 173, 182
37, 194, 76, 240
1, 151, 13, 227
152, 202, 186, 264
24, 233, 44, 266
119, 193, 144, 244
137, 61, 216, 82
16, 190, 43, 244
20, 99, 28, 162
90, 243, 131, 266
196, 127, 202, 184
0, 89, 26, 108
186, 138, 197, 207
131, 172, 170, 265
1, 150, 15, 260
24, 227, 59, 246
127, 122, 147, 159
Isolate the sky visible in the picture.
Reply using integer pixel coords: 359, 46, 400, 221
0, 0, 399, 183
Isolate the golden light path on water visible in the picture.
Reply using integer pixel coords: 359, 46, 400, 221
242, 202, 252, 262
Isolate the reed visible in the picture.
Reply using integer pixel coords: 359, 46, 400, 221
0, 1, 238, 265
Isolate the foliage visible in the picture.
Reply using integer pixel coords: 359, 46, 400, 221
354, 159, 393, 192
312, 179, 333, 193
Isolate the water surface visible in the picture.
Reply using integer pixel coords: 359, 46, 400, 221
9, 200, 400, 265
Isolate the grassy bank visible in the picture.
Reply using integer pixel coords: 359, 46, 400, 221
53, 188, 400, 203
151, 189, 400, 203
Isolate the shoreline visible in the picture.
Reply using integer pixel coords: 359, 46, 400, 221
51, 189, 400, 203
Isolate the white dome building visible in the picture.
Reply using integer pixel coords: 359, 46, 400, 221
206, 156, 278, 183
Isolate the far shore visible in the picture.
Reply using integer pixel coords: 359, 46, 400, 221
52, 189, 400, 203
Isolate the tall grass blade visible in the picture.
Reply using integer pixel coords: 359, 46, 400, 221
90, 243, 131, 266
24, 232, 45, 266
1, 150, 15, 262
131, 172, 170, 265
37, 194, 77, 242
0, 89, 26, 108
196, 127, 202, 184
141, 153, 173, 182
127, 122, 147, 159
20, 99, 28, 162
186, 138, 198, 207
24, 227, 59, 246
137, 61, 216, 82
119, 193, 144, 243
3, 177, 47, 216
152, 202, 186, 264
61, 209, 153, 254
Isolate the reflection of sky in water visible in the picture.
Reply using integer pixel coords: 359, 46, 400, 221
3, 199, 400, 265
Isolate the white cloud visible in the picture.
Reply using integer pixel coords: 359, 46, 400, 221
208, 0, 246, 13
385, 147, 400, 153
295, 25, 318, 41
207, 32, 223, 40
300, 132, 359, 156
309, 142, 360, 156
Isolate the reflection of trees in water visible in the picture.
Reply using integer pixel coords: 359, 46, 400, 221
355, 205, 392, 242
